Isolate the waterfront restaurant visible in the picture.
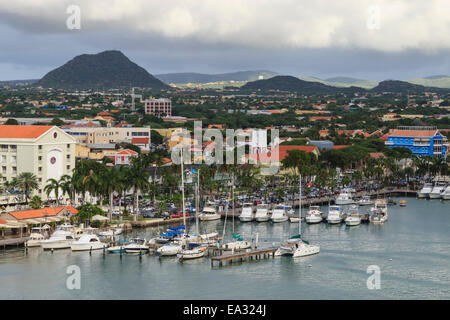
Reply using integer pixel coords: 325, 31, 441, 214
0, 206, 78, 224
385, 126, 448, 159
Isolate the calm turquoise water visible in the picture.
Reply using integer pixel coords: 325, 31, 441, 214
1, 197, 449, 300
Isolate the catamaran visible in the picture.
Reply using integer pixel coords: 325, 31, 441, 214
239, 203, 254, 222
417, 183, 433, 198
305, 206, 323, 224
275, 174, 320, 258
254, 203, 270, 222
326, 205, 343, 224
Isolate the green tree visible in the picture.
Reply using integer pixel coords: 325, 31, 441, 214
29, 195, 43, 209
12, 172, 39, 204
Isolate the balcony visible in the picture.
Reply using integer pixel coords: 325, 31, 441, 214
413, 143, 430, 147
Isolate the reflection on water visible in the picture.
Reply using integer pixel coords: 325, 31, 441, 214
0, 198, 449, 299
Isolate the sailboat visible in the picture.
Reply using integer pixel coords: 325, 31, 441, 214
177, 150, 209, 261
275, 174, 320, 258
221, 175, 252, 251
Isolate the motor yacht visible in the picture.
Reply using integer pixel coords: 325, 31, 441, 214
335, 189, 355, 205
370, 199, 388, 224
123, 238, 149, 254
157, 242, 182, 256
25, 225, 50, 247
71, 234, 107, 251
40, 224, 82, 250
357, 195, 374, 206
98, 227, 122, 237
345, 205, 361, 226
417, 183, 433, 198
254, 204, 270, 222
270, 204, 289, 222
441, 186, 450, 200
305, 206, 323, 224
326, 205, 343, 224
429, 182, 447, 199
239, 203, 254, 222
199, 202, 221, 221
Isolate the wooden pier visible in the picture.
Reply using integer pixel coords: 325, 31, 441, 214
0, 236, 30, 249
210, 247, 277, 267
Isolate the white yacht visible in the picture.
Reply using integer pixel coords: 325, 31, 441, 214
157, 242, 182, 256
429, 182, 447, 199
199, 202, 221, 221
326, 205, 343, 224
275, 174, 320, 258
25, 226, 50, 247
417, 183, 433, 198
441, 186, 450, 200
306, 206, 323, 224
40, 224, 82, 250
71, 234, 107, 251
239, 203, 254, 222
270, 204, 289, 222
177, 243, 207, 260
357, 196, 374, 206
98, 227, 123, 237
370, 199, 388, 224
123, 238, 149, 254
275, 237, 320, 257
254, 204, 270, 222
335, 189, 355, 205
345, 205, 361, 226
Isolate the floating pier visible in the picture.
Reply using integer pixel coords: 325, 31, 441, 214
210, 247, 277, 267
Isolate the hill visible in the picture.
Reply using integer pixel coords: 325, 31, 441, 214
37, 50, 169, 90
407, 75, 450, 88
241, 75, 365, 94
371, 80, 449, 93
324, 76, 378, 89
155, 70, 278, 84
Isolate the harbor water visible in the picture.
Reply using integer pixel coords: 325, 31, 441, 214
1, 198, 449, 299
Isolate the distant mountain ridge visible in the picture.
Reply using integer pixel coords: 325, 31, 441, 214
37, 50, 169, 90
241, 75, 364, 94
155, 70, 279, 84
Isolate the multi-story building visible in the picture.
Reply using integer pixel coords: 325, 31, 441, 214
144, 98, 172, 117
64, 126, 151, 148
385, 126, 448, 159
0, 125, 76, 202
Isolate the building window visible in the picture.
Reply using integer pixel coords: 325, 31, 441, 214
1, 145, 8, 152
38, 167, 42, 173
66, 155, 70, 159
2, 166, 6, 174
67, 165, 70, 170
10, 145, 17, 151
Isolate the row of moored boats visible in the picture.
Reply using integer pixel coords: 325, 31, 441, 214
417, 182, 450, 199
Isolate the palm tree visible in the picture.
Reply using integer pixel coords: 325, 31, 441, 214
101, 166, 118, 222
13, 172, 38, 204
29, 195, 43, 209
44, 178, 63, 206
128, 160, 150, 213
59, 175, 74, 205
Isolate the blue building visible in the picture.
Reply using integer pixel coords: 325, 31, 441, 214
385, 127, 448, 159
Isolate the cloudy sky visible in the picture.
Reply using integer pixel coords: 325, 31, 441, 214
1, 0, 450, 81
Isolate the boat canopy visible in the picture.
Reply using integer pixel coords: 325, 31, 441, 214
168, 225, 185, 231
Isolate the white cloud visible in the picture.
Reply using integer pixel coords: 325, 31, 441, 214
0, 0, 449, 52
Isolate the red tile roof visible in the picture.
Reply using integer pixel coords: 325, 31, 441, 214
0, 218, 7, 224
131, 137, 149, 144
333, 145, 351, 149
369, 152, 386, 159
7, 206, 78, 220
0, 125, 53, 139
387, 129, 438, 138
116, 149, 138, 155
248, 145, 318, 163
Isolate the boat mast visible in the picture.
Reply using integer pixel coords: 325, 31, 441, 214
232, 173, 235, 235
181, 147, 186, 234
299, 173, 302, 236
196, 168, 200, 235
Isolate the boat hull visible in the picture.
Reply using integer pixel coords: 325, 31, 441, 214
199, 214, 221, 221
239, 216, 254, 222
41, 240, 72, 250
345, 219, 361, 226
335, 199, 354, 205
306, 216, 322, 224
417, 192, 429, 198
327, 217, 342, 224
271, 216, 289, 223
429, 193, 442, 199
71, 243, 106, 251
255, 216, 270, 222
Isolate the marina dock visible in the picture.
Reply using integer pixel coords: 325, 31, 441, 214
1, 236, 30, 249
210, 247, 277, 267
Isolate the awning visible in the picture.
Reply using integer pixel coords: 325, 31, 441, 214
92, 215, 108, 221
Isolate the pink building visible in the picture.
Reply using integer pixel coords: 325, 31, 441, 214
144, 98, 172, 117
